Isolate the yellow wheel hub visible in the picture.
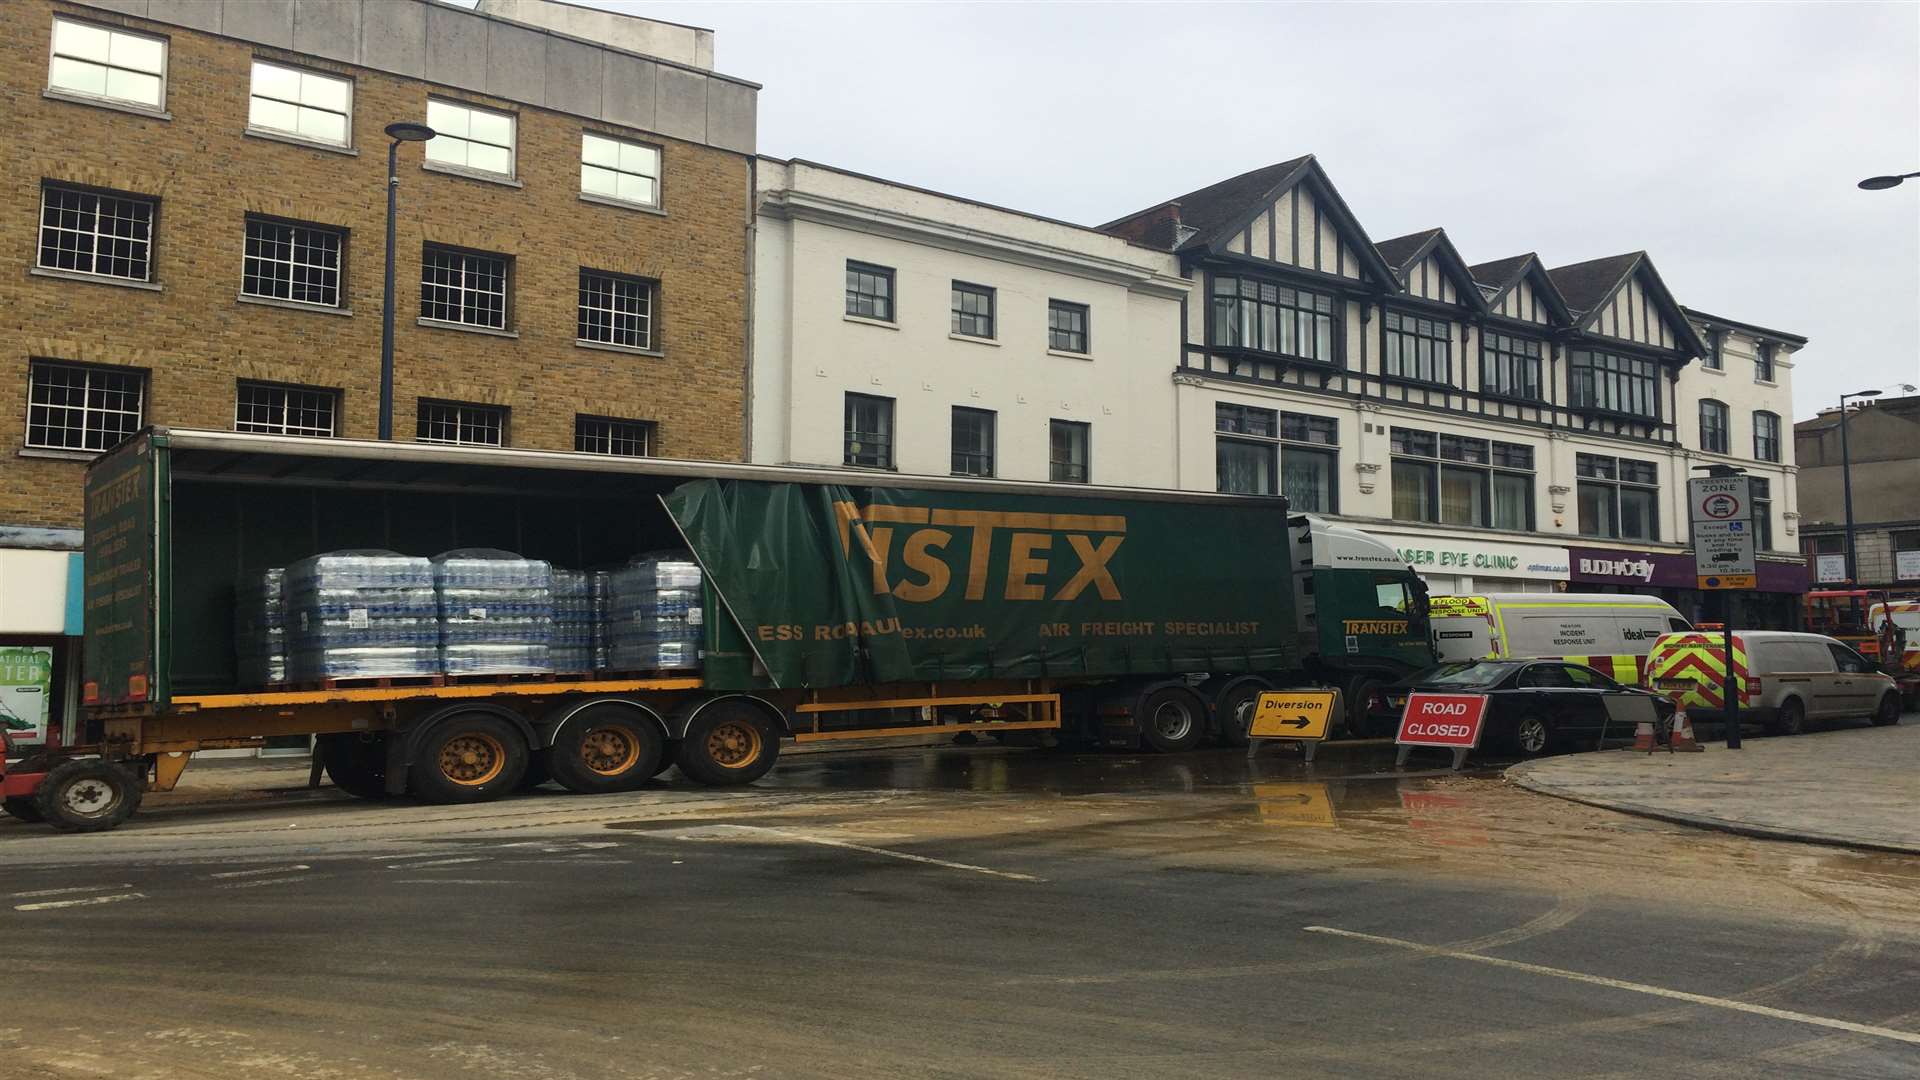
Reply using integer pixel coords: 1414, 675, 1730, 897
439, 732, 507, 786
580, 727, 639, 776
706, 721, 763, 769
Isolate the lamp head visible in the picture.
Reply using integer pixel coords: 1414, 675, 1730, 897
1858, 175, 1906, 190
385, 122, 436, 143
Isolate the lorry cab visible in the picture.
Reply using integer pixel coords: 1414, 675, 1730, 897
1287, 515, 1433, 732
1428, 593, 1691, 685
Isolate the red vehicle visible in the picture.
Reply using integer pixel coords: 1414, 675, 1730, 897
1804, 589, 1920, 708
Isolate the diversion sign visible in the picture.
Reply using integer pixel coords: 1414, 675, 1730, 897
665, 479, 1299, 688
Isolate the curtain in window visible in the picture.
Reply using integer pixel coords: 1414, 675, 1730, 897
1392, 461, 1431, 521
1216, 440, 1273, 495
1281, 449, 1333, 512
1440, 466, 1486, 526
1492, 474, 1531, 531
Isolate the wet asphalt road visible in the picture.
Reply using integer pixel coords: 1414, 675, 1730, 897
4, 743, 1919, 1079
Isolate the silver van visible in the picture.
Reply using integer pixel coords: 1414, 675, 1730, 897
1647, 630, 1903, 735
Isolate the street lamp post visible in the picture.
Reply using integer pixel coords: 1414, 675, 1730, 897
1838, 389, 1883, 586
1857, 171, 1920, 190
380, 122, 437, 441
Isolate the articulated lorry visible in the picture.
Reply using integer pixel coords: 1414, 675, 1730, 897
2, 428, 1432, 831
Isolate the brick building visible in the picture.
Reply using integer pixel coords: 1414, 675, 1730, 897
0, 0, 758, 745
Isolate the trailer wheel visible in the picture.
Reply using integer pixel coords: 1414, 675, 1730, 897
1344, 677, 1383, 739
652, 744, 679, 778
34, 759, 144, 833
548, 707, 664, 795
676, 702, 779, 786
4, 797, 45, 823
318, 733, 393, 801
1211, 678, 1271, 749
1137, 686, 1207, 753
409, 714, 528, 804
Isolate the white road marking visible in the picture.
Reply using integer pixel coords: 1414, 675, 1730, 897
15, 892, 145, 912
689, 824, 1044, 882
10, 885, 133, 899
394, 879, 521, 885
216, 874, 325, 891
1304, 925, 1920, 1047
386, 856, 489, 870
496, 840, 618, 852
209, 865, 309, 879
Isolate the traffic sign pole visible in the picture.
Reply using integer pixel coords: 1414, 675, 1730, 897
1690, 470, 1750, 750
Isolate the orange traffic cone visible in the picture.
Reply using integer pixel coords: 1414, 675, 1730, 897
1633, 720, 1656, 753
1669, 701, 1704, 752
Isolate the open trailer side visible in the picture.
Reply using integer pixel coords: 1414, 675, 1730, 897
5, 427, 1332, 831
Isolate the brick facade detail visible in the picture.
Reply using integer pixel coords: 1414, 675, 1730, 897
1, 0, 750, 529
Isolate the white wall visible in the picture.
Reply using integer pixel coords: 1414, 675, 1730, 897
752, 160, 1187, 485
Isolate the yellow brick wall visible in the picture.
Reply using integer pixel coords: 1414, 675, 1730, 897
1, 0, 751, 529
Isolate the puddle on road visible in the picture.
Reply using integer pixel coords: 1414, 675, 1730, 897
715, 743, 1920, 933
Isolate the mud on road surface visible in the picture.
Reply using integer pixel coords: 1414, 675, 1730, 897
4, 744, 1918, 1078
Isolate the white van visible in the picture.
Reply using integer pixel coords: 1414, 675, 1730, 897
1428, 593, 1692, 684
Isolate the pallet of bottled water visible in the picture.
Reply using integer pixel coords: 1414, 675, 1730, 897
589, 569, 612, 672
234, 567, 287, 686
605, 554, 704, 672
551, 568, 595, 674
433, 549, 554, 676
284, 551, 439, 681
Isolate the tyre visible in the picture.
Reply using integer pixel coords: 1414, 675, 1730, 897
408, 714, 529, 804
1136, 685, 1206, 753
652, 745, 678, 778
3, 797, 45, 823
1767, 698, 1806, 737
33, 758, 144, 833
518, 752, 552, 792
547, 707, 664, 795
1871, 693, 1902, 727
1512, 716, 1552, 758
318, 733, 393, 800
1211, 679, 1270, 749
675, 701, 780, 786
1345, 677, 1383, 739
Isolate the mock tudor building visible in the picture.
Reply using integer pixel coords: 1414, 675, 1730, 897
0, 0, 759, 745
1104, 158, 1807, 622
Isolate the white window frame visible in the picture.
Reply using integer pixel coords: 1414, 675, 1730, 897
26, 360, 146, 452
575, 415, 655, 457
47, 16, 168, 111
424, 98, 517, 179
580, 132, 662, 210
234, 380, 339, 438
247, 59, 352, 148
420, 245, 511, 330
417, 400, 507, 447
38, 184, 156, 283
242, 216, 345, 308
576, 268, 657, 351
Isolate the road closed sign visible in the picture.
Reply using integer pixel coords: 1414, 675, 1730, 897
1249, 689, 1338, 740
1395, 692, 1489, 749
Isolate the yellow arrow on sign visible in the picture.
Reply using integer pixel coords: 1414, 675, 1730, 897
1249, 690, 1339, 741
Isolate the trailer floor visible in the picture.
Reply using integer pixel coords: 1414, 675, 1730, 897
3, 741, 1918, 1079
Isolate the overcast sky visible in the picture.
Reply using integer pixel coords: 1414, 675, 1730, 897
589, 0, 1918, 419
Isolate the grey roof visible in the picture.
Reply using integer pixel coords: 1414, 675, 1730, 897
1468, 254, 1535, 289
1374, 228, 1443, 271
1099, 157, 1312, 250
1547, 253, 1645, 315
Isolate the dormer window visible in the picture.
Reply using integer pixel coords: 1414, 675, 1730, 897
1569, 349, 1658, 418
1209, 275, 1334, 361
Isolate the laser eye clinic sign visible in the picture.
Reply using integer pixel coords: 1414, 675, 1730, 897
1379, 533, 1570, 582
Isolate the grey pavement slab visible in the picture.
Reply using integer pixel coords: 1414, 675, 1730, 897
1509, 717, 1920, 853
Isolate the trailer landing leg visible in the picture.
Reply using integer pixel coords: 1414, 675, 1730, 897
150, 751, 193, 793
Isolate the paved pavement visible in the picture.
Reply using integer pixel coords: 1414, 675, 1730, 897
5, 744, 1918, 1078
1509, 714, 1920, 854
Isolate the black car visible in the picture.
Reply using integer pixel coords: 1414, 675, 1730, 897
1364, 659, 1677, 756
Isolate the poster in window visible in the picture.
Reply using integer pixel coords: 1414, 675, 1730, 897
0, 645, 53, 746
1897, 549, 1920, 582
1815, 554, 1849, 584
